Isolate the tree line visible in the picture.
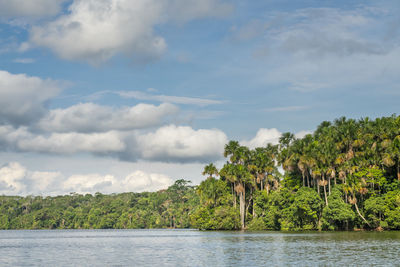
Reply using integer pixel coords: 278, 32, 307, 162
1, 115, 400, 230
0, 179, 198, 229
192, 115, 400, 230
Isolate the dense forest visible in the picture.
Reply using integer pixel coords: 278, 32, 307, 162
1, 115, 400, 230
0, 180, 198, 229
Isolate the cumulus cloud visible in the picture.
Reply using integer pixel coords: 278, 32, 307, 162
29, 0, 232, 64
0, 0, 66, 18
0, 162, 173, 195
62, 171, 173, 194
241, 128, 282, 148
0, 70, 61, 126
0, 124, 228, 163
30, 171, 61, 192
0, 162, 27, 195
118, 91, 223, 106
62, 174, 116, 194
37, 102, 178, 133
121, 171, 172, 192
0, 125, 125, 154
0, 125, 31, 151
17, 131, 126, 154
137, 125, 228, 162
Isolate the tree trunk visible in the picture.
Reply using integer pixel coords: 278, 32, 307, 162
302, 173, 305, 187
239, 190, 245, 230
232, 182, 236, 208
251, 187, 255, 217
328, 177, 331, 196
246, 195, 253, 217
243, 183, 246, 221
317, 178, 320, 194
323, 184, 328, 206
323, 176, 328, 206
353, 196, 370, 227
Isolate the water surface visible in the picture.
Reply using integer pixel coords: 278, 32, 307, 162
0, 229, 399, 266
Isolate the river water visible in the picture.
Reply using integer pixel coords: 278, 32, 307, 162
0, 229, 399, 266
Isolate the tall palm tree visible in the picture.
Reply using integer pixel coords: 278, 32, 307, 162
202, 163, 219, 179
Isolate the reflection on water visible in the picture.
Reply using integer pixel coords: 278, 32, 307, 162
0, 229, 399, 266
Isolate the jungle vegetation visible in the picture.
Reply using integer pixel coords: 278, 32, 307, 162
0, 179, 198, 229
1, 115, 400, 230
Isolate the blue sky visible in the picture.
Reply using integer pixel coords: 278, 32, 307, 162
0, 0, 399, 195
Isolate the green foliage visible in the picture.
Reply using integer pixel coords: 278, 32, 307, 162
0, 180, 199, 230
197, 178, 230, 207
383, 190, 400, 229
321, 188, 355, 230
247, 217, 267, 230
364, 196, 386, 228
191, 206, 240, 230
191, 177, 239, 230
3, 115, 400, 231
289, 187, 323, 230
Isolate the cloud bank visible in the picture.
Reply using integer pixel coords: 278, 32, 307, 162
0, 162, 173, 195
0, 70, 60, 126
0, 0, 66, 18
28, 0, 232, 64
37, 102, 179, 133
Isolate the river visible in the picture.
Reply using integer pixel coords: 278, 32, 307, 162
1, 229, 399, 266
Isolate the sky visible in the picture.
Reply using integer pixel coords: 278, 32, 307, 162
0, 0, 399, 196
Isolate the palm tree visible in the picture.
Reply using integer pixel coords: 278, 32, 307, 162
202, 163, 219, 179
224, 140, 241, 164
219, 163, 237, 207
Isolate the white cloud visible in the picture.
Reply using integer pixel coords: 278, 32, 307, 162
121, 170, 172, 192
137, 125, 228, 162
0, 125, 31, 150
62, 171, 172, 194
295, 130, 312, 139
0, 161, 173, 195
0, 124, 228, 163
0, 70, 61, 126
17, 131, 125, 154
241, 128, 282, 148
30, 171, 61, 192
118, 91, 223, 106
0, 0, 66, 18
63, 174, 116, 194
0, 162, 27, 195
241, 128, 313, 149
0, 126, 125, 154
37, 102, 178, 133
30, 0, 166, 65
29, 0, 232, 64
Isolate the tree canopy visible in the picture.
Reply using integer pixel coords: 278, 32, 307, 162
1, 115, 400, 231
